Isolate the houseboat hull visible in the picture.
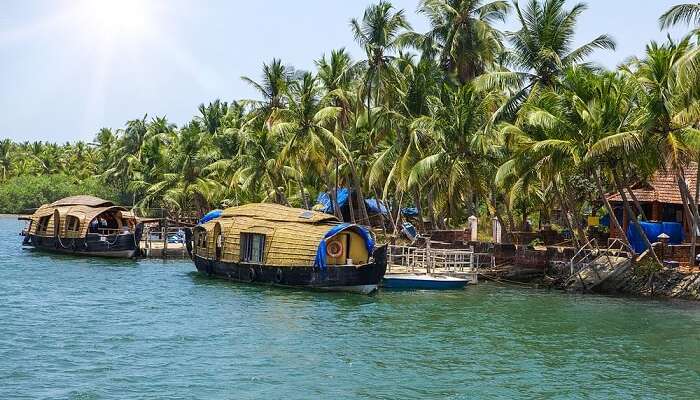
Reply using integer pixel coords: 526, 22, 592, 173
22, 232, 142, 259
192, 245, 387, 294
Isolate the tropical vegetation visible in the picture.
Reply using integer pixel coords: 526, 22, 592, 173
4, 0, 700, 262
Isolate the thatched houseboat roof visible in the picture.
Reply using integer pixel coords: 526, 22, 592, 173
220, 202, 338, 224
50, 195, 114, 207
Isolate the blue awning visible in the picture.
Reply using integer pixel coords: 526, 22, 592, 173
314, 223, 374, 270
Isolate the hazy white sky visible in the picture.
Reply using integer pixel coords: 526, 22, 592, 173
0, 0, 689, 142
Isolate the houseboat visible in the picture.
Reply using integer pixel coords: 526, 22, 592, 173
186, 203, 387, 294
20, 195, 143, 258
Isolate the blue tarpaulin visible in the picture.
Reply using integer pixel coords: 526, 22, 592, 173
365, 198, 389, 215
199, 209, 222, 224
315, 188, 349, 214
401, 207, 419, 217
626, 221, 684, 253
314, 223, 375, 270
662, 221, 684, 244
401, 222, 417, 240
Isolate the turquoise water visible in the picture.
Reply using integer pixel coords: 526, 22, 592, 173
1, 216, 699, 399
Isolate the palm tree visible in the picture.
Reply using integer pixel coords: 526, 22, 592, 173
272, 72, 350, 218
409, 83, 503, 227
478, 0, 615, 118
624, 38, 700, 263
0, 139, 14, 181
417, 0, 510, 83
241, 59, 295, 125
660, 3, 700, 29
197, 99, 228, 135
140, 121, 222, 214
351, 1, 411, 125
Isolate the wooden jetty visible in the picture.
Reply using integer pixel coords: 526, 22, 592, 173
387, 244, 490, 284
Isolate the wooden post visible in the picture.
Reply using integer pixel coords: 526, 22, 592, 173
163, 220, 168, 258
469, 215, 478, 242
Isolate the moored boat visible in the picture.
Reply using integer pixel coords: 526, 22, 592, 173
20, 195, 143, 258
382, 274, 469, 290
186, 203, 387, 294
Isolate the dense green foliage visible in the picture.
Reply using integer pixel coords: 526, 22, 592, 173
4, 1, 700, 253
0, 174, 119, 214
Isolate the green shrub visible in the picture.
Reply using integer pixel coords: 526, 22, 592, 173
0, 174, 120, 214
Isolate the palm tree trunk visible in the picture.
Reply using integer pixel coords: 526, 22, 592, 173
693, 160, 700, 267
326, 178, 342, 221
595, 170, 631, 251
503, 201, 516, 235
552, 180, 581, 248
563, 186, 590, 246
344, 174, 357, 224
366, 78, 372, 129
613, 170, 660, 264
381, 188, 397, 235
414, 188, 423, 231
373, 187, 388, 235
392, 191, 404, 237
677, 173, 700, 268
427, 188, 438, 230
347, 163, 369, 225
626, 186, 647, 221
680, 187, 695, 262
298, 180, 308, 209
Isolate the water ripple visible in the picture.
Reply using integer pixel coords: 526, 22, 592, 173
1, 217, 699, 399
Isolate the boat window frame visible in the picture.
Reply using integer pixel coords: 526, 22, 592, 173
197, 231, 207, 249
240, 233, 266, 264
65, 215, 81, 235
36, 215, 51, 235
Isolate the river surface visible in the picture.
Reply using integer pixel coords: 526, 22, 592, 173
1, 216, 699, 399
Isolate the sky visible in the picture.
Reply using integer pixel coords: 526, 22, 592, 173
0, 0, 690, 143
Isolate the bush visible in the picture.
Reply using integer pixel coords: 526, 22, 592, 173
0, 174, 120, 214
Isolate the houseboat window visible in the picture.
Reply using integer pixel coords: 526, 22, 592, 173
197, 232, 207, 248
66, 216, 80, 233
37, 216, 51, 234
241, 233, 265, 263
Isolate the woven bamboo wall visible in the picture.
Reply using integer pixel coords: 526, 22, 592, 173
197, 217, 370, 266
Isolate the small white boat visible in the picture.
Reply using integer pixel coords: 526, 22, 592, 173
382, 274, 468, 290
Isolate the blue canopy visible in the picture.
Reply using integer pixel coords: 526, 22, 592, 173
365, 198, 389, 215
315, 188, 349, 214
626, 221, 684, 253
401, 207, 419, 217
314, 223, 375, 270
199, 209, 222, 225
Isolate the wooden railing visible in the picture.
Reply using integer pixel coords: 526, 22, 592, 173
388, 244, 490, 277
140, 226, 189, 258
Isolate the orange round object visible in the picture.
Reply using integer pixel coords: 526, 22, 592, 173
326, 240, 344, 258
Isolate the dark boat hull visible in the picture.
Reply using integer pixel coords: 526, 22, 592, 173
23, 232, 141, 259
192, 245, 388, 294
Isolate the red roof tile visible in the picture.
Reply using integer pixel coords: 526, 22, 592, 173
607, 162, 698, 205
